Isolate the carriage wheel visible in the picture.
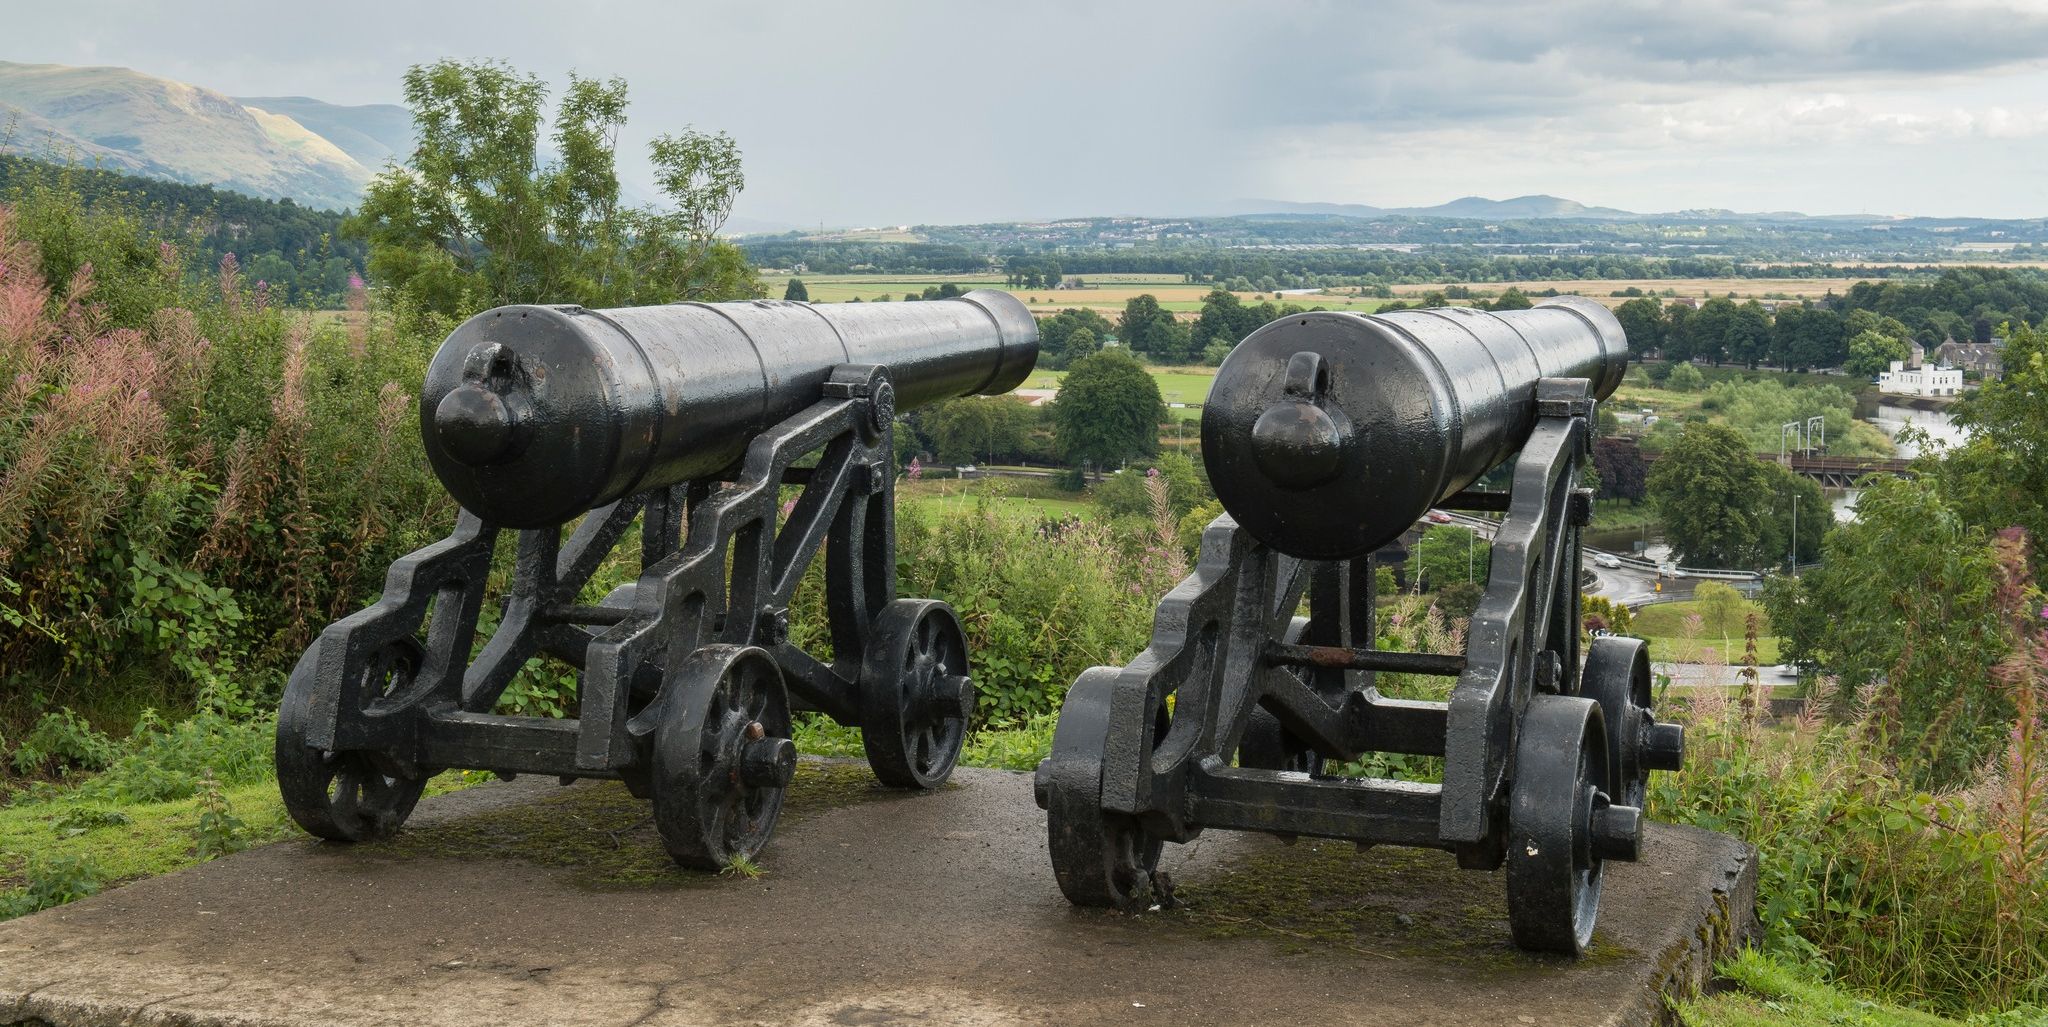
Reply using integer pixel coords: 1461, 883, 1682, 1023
860, 600, 973, 789
276, 636, 431, 842
650, 645, 796, 871
1040, 668, 1164, 909
1506, 694, 1641, 955
1578, 635, 1684, 809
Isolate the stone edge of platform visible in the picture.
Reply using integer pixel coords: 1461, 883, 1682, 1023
1612, 824, 1762, 1027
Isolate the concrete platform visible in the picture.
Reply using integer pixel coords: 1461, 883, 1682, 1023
1, 762, 1757, 1027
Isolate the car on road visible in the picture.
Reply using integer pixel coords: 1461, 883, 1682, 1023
1593, 553, 1622, 569
1426, 510, 1454, 524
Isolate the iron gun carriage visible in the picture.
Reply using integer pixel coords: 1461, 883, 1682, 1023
277, 291, 1037, 869
1036, 297, 1685, 954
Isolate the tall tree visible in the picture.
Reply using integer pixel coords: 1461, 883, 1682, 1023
1647, 421, 1771, 567
1613, 296, 1665, 354
783, 277, 808, 301
347, 59, 758, 317
1118, 294, 1169, 355
1052, 349, 1164, 469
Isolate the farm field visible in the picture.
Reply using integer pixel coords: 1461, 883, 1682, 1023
757, 272, 1389, 317
1388, 277, 1870, 306
1022, 365, 1218, 421
758, 271, 1902, 320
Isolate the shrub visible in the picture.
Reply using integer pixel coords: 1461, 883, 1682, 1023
1653, 533, 2048, 1020
0, 854, 101, 919
894, 502, 1163, 725
8, 708, 117, 777
0, 186, 447, 731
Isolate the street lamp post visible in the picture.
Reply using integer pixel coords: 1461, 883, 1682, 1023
1789, 493, 1799, 576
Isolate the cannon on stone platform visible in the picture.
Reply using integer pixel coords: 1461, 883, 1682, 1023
276, 291, 1036, 868
1036, 297, 1685, 954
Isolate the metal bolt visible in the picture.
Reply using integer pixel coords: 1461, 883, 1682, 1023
1643, 721, 1686, 771
739, 736, 796, 788
1591, 802, 1642, 862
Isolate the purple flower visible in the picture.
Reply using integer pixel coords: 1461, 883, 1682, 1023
348, 273, 366, 291
1147, 467, 1160, 478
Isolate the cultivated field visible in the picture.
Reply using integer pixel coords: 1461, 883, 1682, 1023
1387, 277, 1873, 306
757, 272, 1389, 317
758, 271, 1898, 319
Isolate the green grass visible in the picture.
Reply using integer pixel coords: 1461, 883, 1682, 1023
0, 772, 471, 894
1678, 950, 2003, 1026
898, 477, 1093, 522
1633, 595, 1781, 664
1589, 499, 1661, 532
1023, 366, 1218, 420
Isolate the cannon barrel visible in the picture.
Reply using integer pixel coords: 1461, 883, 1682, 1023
1200, 296, 1627, 560
420, 290, 1038, 527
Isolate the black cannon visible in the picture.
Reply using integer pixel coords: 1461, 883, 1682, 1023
277, 291, 1036, 869
1036, 297, 1685, 954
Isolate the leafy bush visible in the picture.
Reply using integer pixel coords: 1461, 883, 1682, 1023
8, 708, 117, 777
0, 854, 101, 919
191, 769, 249, 860
1655, 534, 2047, 1018
894, 502, 1165, 726
0, 183, 448, 732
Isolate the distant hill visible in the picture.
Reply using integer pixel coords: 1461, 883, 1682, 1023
0, 152, 366, 305
0, 61, 372, 211
233, 95, 412, 170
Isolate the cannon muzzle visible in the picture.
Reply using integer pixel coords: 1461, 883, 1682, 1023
420, 290, 1038, 527
1201, 296, 1627, 560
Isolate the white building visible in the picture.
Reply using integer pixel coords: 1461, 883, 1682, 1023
1878, 360, 1963, 397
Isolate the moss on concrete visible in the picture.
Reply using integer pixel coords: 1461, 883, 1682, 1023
1164, 839, 1632, 969
375, 759, 918, 890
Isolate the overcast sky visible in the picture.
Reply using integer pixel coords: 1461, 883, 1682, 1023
9, 0, 2048, 224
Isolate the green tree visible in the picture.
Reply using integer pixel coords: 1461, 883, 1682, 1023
783, 277, 808, 301
1939, 323, 2048, 571
1407, 525, 1489, 591
1725, 301, 1773, 369
925, 397, 1030, 465
1662, 301, 1697, 362
1094, 451, 1211, 522
1647, 422, 1771, 567
1666, 362, 1705, 392
1062, 327, 1100, 367
1118, 294, 1169, 355
1038, 307, 1115, 370
1843, 329, 1910, 378
1052, 349, 1164, 470
1489, 287, 1532, 311
347, 59, 757, 318
1762, 475, 2009, 785
1613, 296, 1665, 354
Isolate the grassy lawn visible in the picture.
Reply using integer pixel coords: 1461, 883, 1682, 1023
1634, 595, 1781, 664
0, 772, 472, 897
1024, 366, 1218, 421
1679, 950, 1971, 1026
1589, 499, 1660, 532
898, 476, 1093, 522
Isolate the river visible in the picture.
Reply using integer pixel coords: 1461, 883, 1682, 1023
1827, 403, 1970, 522
1868, 402, 1969, 458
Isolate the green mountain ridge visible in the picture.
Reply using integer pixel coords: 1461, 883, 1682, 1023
0, 61, 373, 211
